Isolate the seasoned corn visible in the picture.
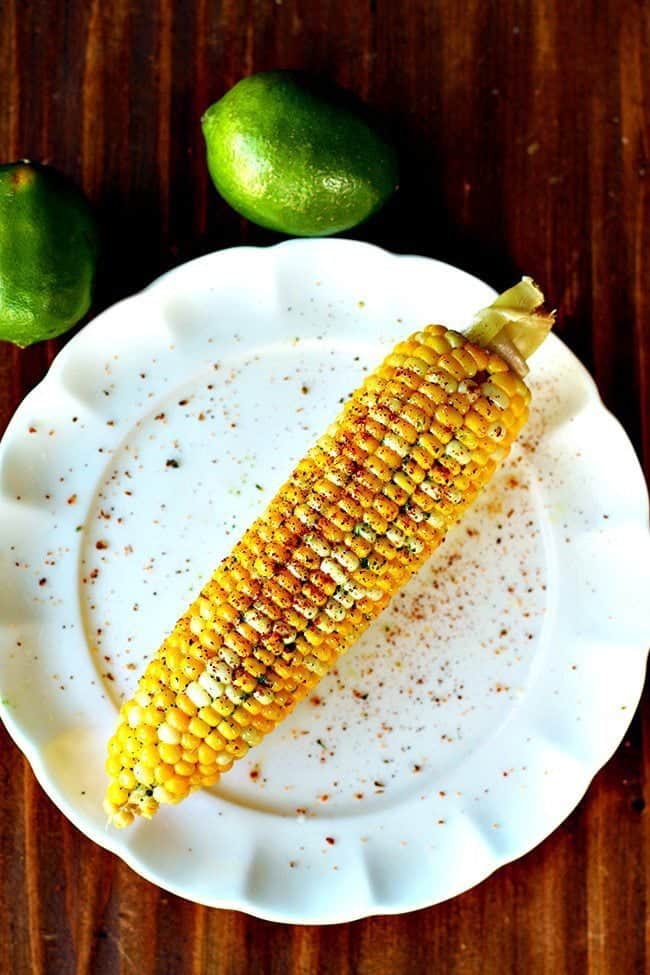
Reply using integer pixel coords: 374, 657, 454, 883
104, 281, 552, 825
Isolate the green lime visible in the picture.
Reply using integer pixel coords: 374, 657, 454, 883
0, 162, 98, 347
201, 72, 398, 236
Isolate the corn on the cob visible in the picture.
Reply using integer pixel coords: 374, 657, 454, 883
104, 279, 553, 826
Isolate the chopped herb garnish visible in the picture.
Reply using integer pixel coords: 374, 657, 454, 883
255, 483, 263, 491
359, 556, 370, 569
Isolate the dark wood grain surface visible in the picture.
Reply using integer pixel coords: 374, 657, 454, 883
0, 1, 648, 972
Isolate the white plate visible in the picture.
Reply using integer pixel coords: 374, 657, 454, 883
0, 239, 648, 923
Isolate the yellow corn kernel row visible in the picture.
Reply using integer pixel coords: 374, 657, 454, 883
104, 324, 530, 826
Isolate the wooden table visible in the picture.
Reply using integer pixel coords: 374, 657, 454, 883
1, 1, 648, 972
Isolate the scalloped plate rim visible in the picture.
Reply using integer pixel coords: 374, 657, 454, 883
0, 239, 648, 924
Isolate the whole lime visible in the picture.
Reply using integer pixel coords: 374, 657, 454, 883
0, 162, 98, 347
201, 72, 398, 236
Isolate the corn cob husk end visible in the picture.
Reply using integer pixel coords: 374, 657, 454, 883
466, 277, 555, 377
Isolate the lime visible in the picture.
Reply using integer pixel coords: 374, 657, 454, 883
0, 162, 98, 347
201, 72, 398, 236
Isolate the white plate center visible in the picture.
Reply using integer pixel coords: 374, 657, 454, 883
80, 341, 550, 818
